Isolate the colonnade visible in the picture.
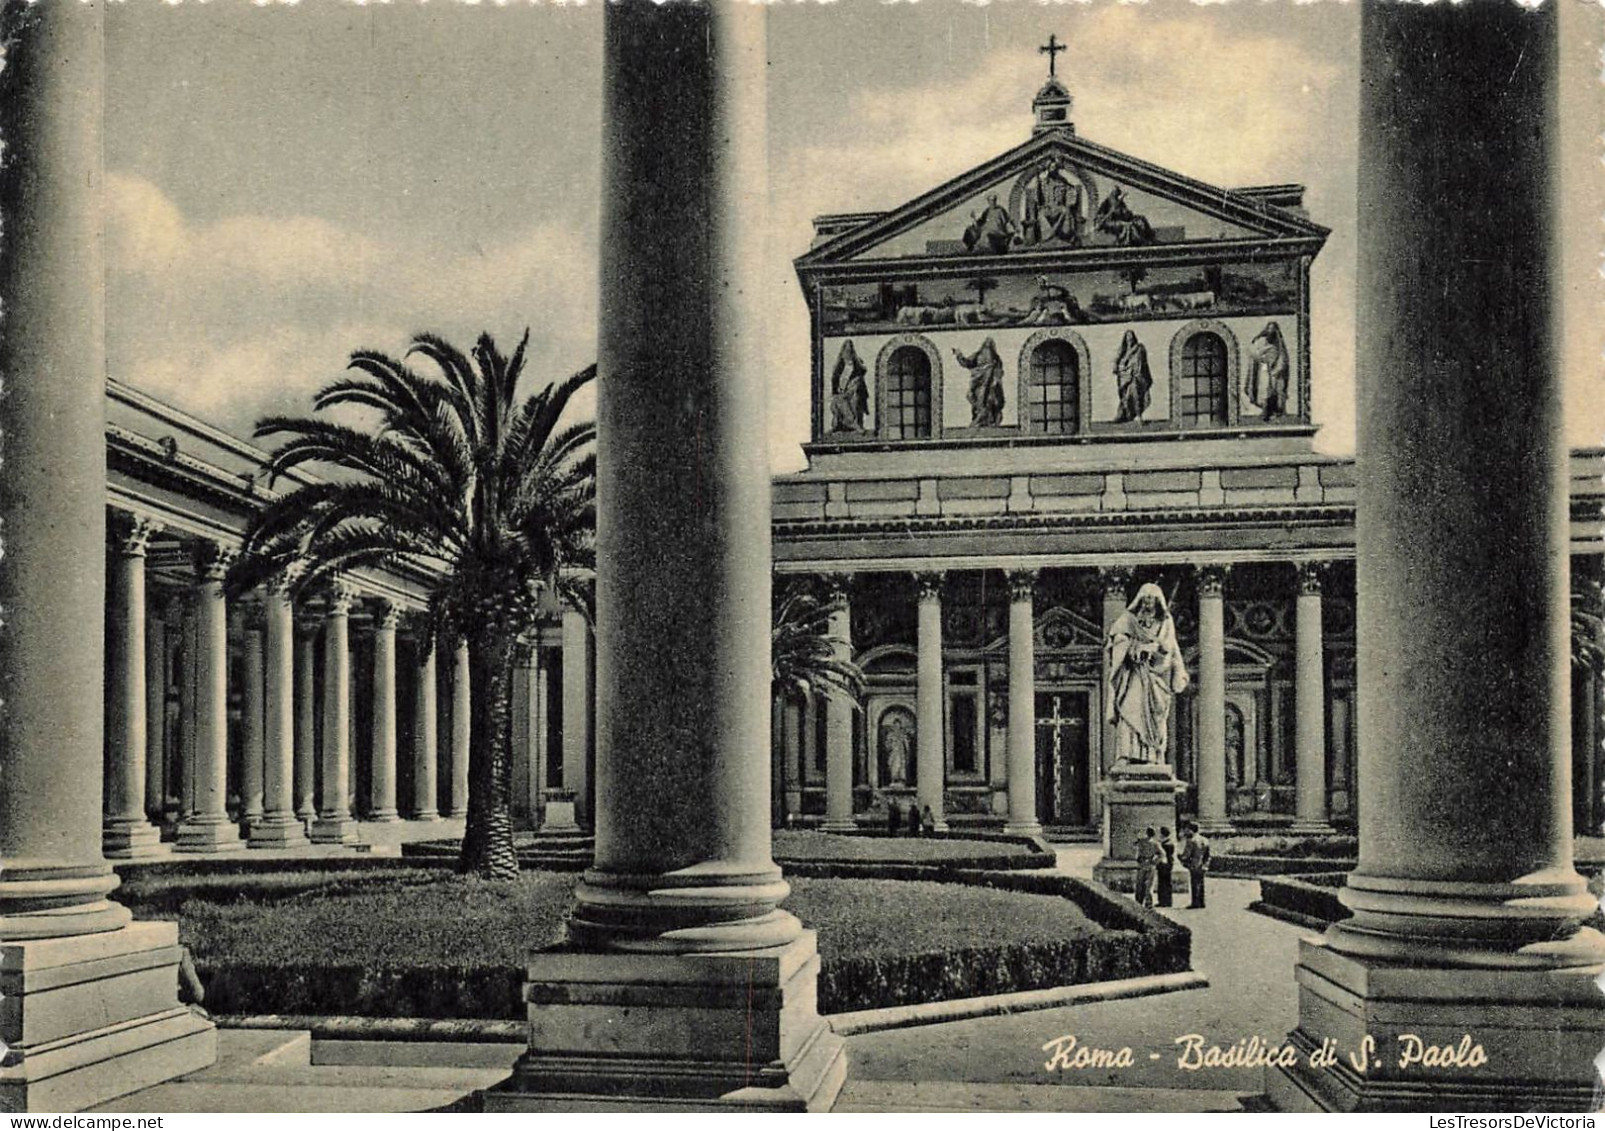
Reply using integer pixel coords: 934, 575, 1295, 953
791, 560, 1334, 832
100, 511, 594, 856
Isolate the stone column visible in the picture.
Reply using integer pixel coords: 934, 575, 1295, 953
1195, 565, 1229, 831
446, 639, 471, 820
1291, 562, 1330, 832
178, 595, 197, 820
525, 644, 546, 823
821, 574, 856, 832
367, 600, 401, 822
410, 629, 441, 820
914, 572, 948, 831
1270, 2, 1605, 1111
176, 542, 242, 852
311, 584, 359, 844
239, 603, 266, 829
0, 3, 214, 1105
559, 605, 591, 826
782, 697, 804, 822
492, 0, 843, 1108
144, 598, 169, 823
1004, 569, 1041, 836
293, 611, 319, 823
250, 579, 308, 847
103, 513, 163, 858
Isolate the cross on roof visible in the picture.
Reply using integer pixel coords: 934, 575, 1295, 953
1039, 34, 1067, 80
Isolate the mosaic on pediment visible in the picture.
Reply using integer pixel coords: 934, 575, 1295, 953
818, 260, 1296, 339
1227, 598, 1293, 643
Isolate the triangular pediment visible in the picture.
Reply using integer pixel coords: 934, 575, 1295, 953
981, 605, 1104, 654
797, 131, 1327, 272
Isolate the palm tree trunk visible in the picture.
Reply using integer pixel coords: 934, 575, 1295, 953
458, 629, 520, 880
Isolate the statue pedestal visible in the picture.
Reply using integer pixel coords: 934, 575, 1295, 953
1092, 761, 1186, 893
541, 789, 580, 834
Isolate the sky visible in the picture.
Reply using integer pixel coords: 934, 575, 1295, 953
102, 0, 1605, 472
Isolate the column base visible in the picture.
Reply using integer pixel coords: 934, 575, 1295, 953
295, 803, 317, 823
365, 808, 401, 824
173, 815, 243, 853
484, 932, 846, 1112
820, 818, 856, 833
1003, 819, 1044, 837
408, 810, 442, 822
1287, 819, 1335, 835
1266, 935, 1605, 1112
101, 817, 166, 860
310, 813, 360, 844
248, 814, 311, 849
1093, 762, 1186, 894
0, 921, 217, 1113
444, 808, 468, 820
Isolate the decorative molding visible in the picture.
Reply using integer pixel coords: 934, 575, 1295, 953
326, 580, 359, 616
112, 512, 160, 558
874, 334, 943, 440
1006, 568, 1039, 603
1295, 560, 1328, 596
1016, 328, 1093, 437
913, 571, 946, 603
775, 503, 1358, 540
1197, 564, 1231, 598
192, 540, 237, 582
371, 597, 401, 632
1167, 318, 1241, 428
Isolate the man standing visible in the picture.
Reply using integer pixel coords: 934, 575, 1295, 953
1156, 825, 1176, 908
1135, 826, 1160, 908
1179, 821, 1211, 909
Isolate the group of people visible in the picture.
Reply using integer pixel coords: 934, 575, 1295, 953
1133, 822, 1211, 910
887, 799, 938, 837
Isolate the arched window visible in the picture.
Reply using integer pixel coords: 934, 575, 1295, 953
883, 346, 932, 440
1177, 332, 1229, 426
1027, 339, 1079, 434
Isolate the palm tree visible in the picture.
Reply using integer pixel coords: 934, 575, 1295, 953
772, 581, 864, 706
231, 330, 596, 880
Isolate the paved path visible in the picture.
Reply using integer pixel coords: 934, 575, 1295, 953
836, 846, 1312, 1111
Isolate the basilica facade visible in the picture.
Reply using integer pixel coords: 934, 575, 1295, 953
768, 74, 1605, 838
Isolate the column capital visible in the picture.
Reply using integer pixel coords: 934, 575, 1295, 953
112, 512, 160, 558
325, 579, 359, 615
821, 572, 853, 609
370, 597, 401, 631
1295, 560, 1328, 596
1197, 564, 1231, 598
913, 571, 945, 603
193, 539, 237, 582
1099, 565, 1134, 600
1006, 568, 1038, 603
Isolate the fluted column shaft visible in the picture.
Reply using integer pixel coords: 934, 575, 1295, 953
822, 579, 855, 832
311, 586, 358, 844
1005, 571, 1041, 835
1293, 563, 1329, 831
1196, 567, 1228, 829
144, 603, 169, 821
447, 640, 471, 819
104, 516, 164, 858
411, 635, 440, 820
176, 544, 242, 852
368, 601, 400, 822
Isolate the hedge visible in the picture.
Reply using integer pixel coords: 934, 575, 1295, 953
1250, 872, 1352, 928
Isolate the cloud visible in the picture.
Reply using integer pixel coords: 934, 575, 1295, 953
107, 173, 599, 440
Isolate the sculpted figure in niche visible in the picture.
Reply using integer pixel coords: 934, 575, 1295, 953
962, 194, 1018, 255
1095, 185, 1157, 247
1105, 583, 1190, 766
953, 337, 1007, 427
1113, 330, 1153, 423
1247, 321, 1291, 420
879, 708, 915, 786
1022, 169, 1085, 248
828, 339, 869, 433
